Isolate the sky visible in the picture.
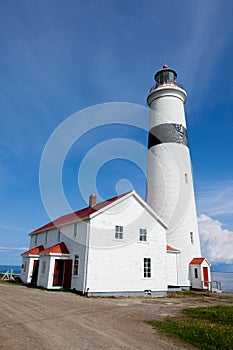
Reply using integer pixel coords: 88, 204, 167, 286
0, 0, 233, 267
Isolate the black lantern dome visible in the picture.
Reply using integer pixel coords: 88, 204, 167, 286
154, 65, 177, 85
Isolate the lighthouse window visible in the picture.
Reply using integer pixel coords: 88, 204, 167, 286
140, 229, 147, 241
144, 258, 151, 278
115, 226, 123, 239
190, 232, 194, 244
34, 234, 38, 246
194, 268, 198, 279
185, 173, 188, 183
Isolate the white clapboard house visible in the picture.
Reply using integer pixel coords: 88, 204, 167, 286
21, 191, 170, 296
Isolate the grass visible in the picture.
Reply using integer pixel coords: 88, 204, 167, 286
149, 306, 233, 350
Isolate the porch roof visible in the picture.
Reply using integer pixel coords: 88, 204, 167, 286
190, 258, 206, 265
166, 245, 180, 252
39, 242, 70, 255
21, 245, 44, 256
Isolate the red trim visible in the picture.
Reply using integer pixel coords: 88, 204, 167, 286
166, 245, 180, 252
39, 242, 69, 255
190, 258, 206, 265
30, 192, 130, 235
21, 245, 44, 256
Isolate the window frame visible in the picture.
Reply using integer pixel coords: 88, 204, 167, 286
115, 225, 123, 239
190, 231, 194, 244
57, 229, 61, 242
45, 231, 48, 244
144, 258, 151, 278
73, 223, 78, 238
139, 228, 147, 242
73, 255, 79, 276
41, 261, 46, 275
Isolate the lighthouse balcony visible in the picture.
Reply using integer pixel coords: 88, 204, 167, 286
149, 82, 184, 93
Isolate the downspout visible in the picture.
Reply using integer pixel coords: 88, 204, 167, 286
83, 220, 90, 296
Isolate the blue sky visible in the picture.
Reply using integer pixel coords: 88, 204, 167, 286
0, 0, 233, 266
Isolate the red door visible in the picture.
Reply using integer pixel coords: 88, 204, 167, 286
31, 260, 39, 286
203, 267, 209, 287
63, 260, 72, 289
53, 260, 64, 286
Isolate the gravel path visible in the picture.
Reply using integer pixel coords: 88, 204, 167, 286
0, 284, 232, 349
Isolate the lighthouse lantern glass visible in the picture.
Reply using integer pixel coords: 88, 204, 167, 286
155, 70, 176, 85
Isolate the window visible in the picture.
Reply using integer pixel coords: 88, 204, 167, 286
42, 261, 46, 274
140, 229, 147, 242
34, 234, 38, 246
144, 258, 151, 278
115, 225, 123, 239
73, 255, 79, 275
23, 262, 26, 272
57, 229, 61, 242
185, 173, 188, 183
190, 232, 194, 244
73, 223, 78, 238
194, 268, 198, 279
45, 231, 48, 244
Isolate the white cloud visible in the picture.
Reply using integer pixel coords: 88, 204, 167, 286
198, 214, 233, 264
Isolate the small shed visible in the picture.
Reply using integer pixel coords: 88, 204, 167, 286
190, 258, 211, 290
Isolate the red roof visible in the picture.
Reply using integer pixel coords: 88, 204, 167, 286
21, 245, 44, 256
30, 192, 130, 235
190, 258, 206, 265
39, 242, 69, 255
167, 245, 180, 252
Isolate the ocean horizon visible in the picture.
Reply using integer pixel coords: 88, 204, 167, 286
0, 266, 232, 293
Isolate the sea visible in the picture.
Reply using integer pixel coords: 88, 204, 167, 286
0, 266, 233, 293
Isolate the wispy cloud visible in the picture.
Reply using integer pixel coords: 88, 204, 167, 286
0, 225, 30, 232
196, 181, 233, 218
0, 246, 27, 253
198, 214, 233, 264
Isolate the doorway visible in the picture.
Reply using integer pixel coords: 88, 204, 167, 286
53, 259, 72, 288
31, 260, 39, 286
203, 267, 209, 287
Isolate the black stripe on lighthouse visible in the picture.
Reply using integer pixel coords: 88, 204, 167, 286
148, 123, 188, 149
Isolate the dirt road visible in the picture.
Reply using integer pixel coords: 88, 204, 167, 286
0, 284, 232, 350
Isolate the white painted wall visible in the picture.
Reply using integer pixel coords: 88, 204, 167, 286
167, 252, 178, 286
86, 195, 167, 294
20, 256, 37, 284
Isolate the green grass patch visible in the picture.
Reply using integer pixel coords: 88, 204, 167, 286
149, 306, 233, 350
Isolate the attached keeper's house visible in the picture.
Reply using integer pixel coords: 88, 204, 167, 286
21, 191, 169, 296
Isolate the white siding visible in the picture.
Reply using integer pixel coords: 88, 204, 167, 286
20, 256, 37, 284
167, 252, 178, 286
86, 195, 167, 294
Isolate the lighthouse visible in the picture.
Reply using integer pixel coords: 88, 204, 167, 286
146, 65, 201, 288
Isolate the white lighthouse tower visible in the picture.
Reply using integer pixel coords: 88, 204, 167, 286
146, 65, 202, 288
